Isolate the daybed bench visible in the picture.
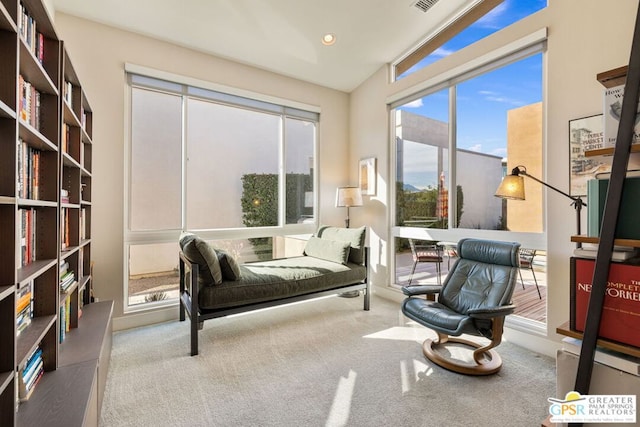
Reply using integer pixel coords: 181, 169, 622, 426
178, 226, 369, 355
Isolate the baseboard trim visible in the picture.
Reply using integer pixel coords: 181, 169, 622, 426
113, 305, 179, 331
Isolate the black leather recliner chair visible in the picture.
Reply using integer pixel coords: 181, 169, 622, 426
401, 238, 520, 375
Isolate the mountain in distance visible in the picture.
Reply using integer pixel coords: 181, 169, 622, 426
403, 184, 421, 192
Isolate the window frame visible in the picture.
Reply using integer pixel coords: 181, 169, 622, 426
123, 64, 320, 312
388, 31, 548, 332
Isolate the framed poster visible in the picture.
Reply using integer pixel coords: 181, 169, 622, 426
569, 114, 606, 196
359, 157, 376, 196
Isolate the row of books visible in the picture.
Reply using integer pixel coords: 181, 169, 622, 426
18, 3, 45, 64
17, 139, 41, 200
60, 207, 70, 251
20, 208, 36, 267
59, 294, 71, 343
16, 282, 33, 336
59, 265, 76, 293
62, 123, 71, 154
63, 80, 74, 108
19, 346, 44, 401
19, 75, 43, 131
61, 188, 69, 204
80, 208, 88, 240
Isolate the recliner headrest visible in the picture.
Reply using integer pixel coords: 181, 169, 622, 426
457, 238, 520, 267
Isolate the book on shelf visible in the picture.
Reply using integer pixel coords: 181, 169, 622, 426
562, 336, 640, 376
603, 83, 640, 148
16, 281, 33, 335
18, 346, 44, 401
571, 258, 640, 348
59, 270, 76, 292
19, 208, 36, 267
59, 304, 65, 343
18, 75, 42, 131
62, 124, 70, 153
573, 247, 639, 262
17, 139, 41, 200
61, 188, 70, 204
586, 176, 640, 239
18, 4, 45, 64
60, 208, 70, 250
63, 80, 73, 107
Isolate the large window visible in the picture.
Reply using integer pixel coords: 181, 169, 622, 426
126, 72, 318, 309
391, 44, 546, 326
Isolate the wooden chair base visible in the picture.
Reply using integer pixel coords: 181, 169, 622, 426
422, 336, 503, 375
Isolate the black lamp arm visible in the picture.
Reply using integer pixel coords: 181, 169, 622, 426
512, 166, 586, 207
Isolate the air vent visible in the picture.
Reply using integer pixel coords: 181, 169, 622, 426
412, 0, 439, 13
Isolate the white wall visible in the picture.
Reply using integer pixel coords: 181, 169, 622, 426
53, 14, 351, 325
349, 0, 640, 355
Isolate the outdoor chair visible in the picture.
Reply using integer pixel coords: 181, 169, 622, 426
401, 238, 520, 375
518, 248, 541, 299
407, 239, 443, 286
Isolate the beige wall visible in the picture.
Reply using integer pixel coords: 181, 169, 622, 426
350, 0, 640, 354
53, 13, 351, 325
54, 0, 640, 349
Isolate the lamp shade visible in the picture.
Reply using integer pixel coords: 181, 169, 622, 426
495, 174, 525, 200
336, 186, 363, 207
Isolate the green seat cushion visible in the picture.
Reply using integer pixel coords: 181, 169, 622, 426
198, 256, 366, 310
179, 232, 223, 285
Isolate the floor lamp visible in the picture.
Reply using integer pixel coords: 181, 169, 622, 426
495, 165, 586, 248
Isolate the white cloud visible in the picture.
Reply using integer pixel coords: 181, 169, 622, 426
404, 99, 424, 108
476, 1, 510, 29
432, 47, 454, 58
467, 144, 483, 152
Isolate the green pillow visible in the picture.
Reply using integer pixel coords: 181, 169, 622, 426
304, 236, 351, 265
315, 225, 366, 264
178, 232, 223, 285
216, 249, 241, 281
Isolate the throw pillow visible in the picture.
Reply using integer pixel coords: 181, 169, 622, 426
304, 236, 351, 265
315, 225, 366, 264
216, 249, 241, 281
178, 232, 223, 285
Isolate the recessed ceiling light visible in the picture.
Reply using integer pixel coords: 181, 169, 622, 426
322, 33, 336, 46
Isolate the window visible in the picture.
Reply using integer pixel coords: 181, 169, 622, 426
391, 44, 546, 325
394, 0, 546, 80
125, 71, 318, 309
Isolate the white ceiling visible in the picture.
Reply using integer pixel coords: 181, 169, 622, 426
50, 0, 478, 92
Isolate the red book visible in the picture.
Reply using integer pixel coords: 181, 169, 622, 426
572, 257, 640, 348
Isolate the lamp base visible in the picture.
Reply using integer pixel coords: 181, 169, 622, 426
339, 290, 360, 298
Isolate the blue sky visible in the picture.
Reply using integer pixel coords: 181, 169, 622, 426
398, 0, 545, 188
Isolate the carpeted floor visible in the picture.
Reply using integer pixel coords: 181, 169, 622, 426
100, 294, 555, 427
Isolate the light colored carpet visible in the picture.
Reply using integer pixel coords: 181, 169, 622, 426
100, 294, 555, 427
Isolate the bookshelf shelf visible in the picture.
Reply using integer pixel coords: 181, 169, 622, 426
0, 285, 13, 300
18, 122, 57, 151
16, 259, 56, 284
0, 4, 15, 32
570, 235, 640, 248
15, 314, 56, 366
0, 101, 14, 118
0, 371, 11, 394
557, 321, 640, 358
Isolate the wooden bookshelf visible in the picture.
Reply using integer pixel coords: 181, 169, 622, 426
0, 0, 108, 425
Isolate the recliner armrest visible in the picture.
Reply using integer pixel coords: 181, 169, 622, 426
401, 285, 442, 296
467, 304, 516, 319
